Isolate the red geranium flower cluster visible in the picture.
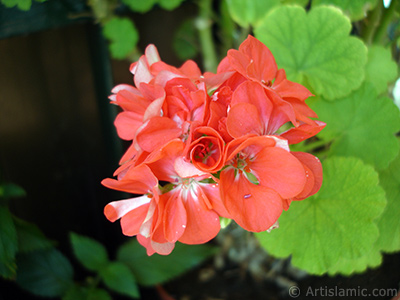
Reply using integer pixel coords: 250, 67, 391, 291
102, 35, 325, 255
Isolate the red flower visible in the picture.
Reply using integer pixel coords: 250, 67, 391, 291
144, 139, 229, 244
102, 164, 175, 255
219, 35, 325, 143
219, 135, 309, 232
186, 126, 226, 173
103, 36, 325, 255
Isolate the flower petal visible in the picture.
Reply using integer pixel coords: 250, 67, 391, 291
227, 103, 264, 137
162, 191, 187, 243
114, 111, 143, 140
250, 147, 306, 199
291, 152, 323, 199
178, 189, 220, 244
220, 168, 283, 232
280, 121, 326, 144
104, 195, 151, 223
101, 164, 158, 194
120, 202, 151, 236
135, 117, 181, 152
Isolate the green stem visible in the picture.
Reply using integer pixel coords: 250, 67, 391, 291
291, 139, 330, 153
218, 0, 235, 56
361, 0, 383, 45
373, 0, 397, 44
196, 0, 218, 72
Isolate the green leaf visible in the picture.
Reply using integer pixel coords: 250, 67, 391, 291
0, 183, 26, 199
254, 5, 367, 100
173, 19, 199, 60
0, 206, 17, 264
280, 0, 309, 6
103, 17, 139, 59
158, 0, 185, 10
327, 245, 382, 276
70, 232, 108, 272
62, 285, 88, 300
100, 262, 139, 298
117, 240, 217, 286
87, 288, 112, 300
225, 0, 281, 28
17, 248, 74, 297
0, 260, 16, 279
256, 157, 386, 275
312, 0, 377, 21
365, 45, 398, 94
121, 0, 157, 13
63, 285, 112, 300
1, 0, 32, 10
310, 83, 400, 169
14, 217, 54, 253
376, 151, 400, 252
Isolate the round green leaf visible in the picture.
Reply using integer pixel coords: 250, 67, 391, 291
310, 83, 400, 170
70, 232, 108, 272
312, 0, 378, 21
1, 0, 32, 10
17, 248, 73, 297
103, 17, 139, 59
256, 157, 386, 275
254, 5, 367, 100
225, 0, 281, 28
280, 0, 309, 6
365, 45, 398, 94
376, 151, 400, 252
327, 245, 382, 276
121, 0, 157, 13
158, 0, 185, 10
100, 262, 139, 298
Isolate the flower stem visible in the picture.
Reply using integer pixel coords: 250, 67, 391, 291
361, 0, 383, 45
196, 0, 218, 72
373, 0, 397, 44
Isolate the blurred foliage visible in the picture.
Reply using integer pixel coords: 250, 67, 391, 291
0, 181, 217, 298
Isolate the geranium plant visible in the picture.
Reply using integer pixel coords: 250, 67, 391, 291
98, 0, 400, 278
1, 0, 399, 299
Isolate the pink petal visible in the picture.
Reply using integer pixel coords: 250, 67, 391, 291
104, 196, 151, 222
144, 44, 161, 66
